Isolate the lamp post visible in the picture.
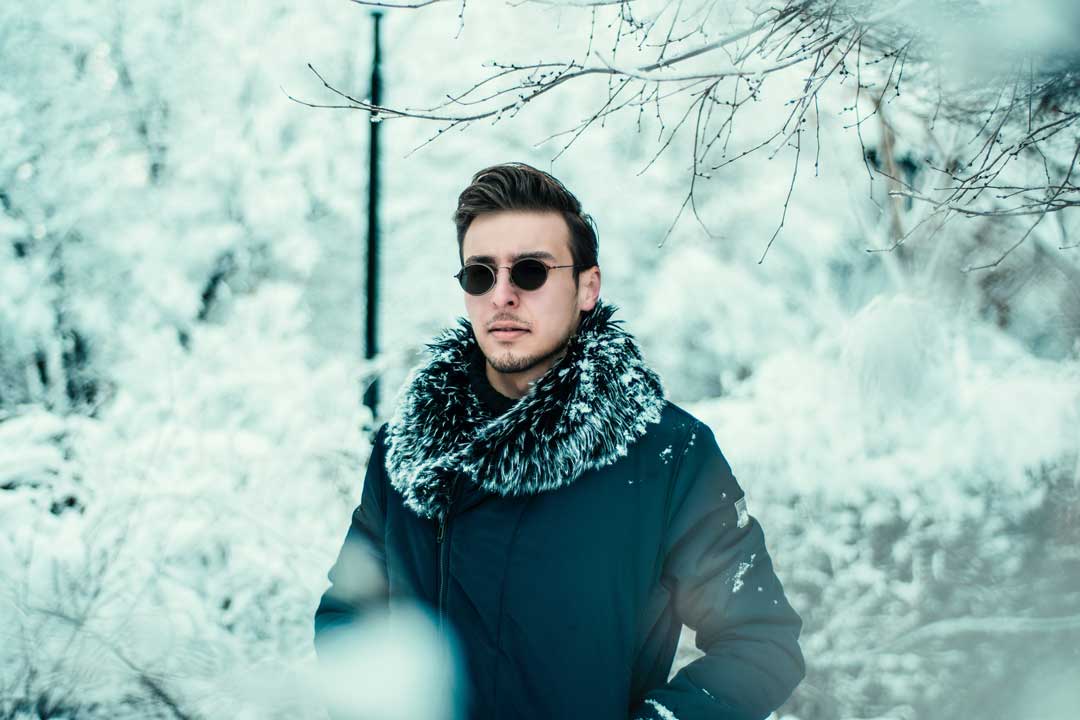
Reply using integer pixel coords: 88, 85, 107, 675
362, 10, 383, 424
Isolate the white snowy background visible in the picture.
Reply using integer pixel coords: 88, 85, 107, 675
2, 1, 1078, 719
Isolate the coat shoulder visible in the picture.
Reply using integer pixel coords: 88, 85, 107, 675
631, 400, 713, 469
649, 400, 708, 447
645, 401, 738, 480
366, 422, 392, 491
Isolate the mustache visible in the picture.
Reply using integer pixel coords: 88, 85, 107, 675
488, 318, 530, 329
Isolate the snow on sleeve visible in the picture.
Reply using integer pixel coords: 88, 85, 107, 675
645, 698, 680, 720
730, 552, 757, 594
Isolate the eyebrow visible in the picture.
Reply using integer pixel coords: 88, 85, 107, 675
464, 250, 558, 265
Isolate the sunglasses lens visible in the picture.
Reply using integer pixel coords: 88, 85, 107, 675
458, 259, 553, 294
511, 259, 548, 290
459, 265, 495, 295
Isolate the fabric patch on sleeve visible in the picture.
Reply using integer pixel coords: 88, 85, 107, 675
734, 495, 749, 528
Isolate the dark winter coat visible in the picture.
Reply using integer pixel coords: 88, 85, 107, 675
314, 299, 805, 720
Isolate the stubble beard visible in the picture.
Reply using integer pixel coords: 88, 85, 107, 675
486, 323, 576, 376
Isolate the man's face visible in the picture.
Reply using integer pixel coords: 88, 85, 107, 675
461, 209, 599, 378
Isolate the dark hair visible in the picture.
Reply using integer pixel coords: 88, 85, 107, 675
452, 162, 599, 284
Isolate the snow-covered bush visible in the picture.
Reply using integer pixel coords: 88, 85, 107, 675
684, 292, 1080, 720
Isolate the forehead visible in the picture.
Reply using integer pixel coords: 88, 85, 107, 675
462, 210, 572, 263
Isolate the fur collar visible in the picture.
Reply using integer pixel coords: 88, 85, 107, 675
384, 299, 666, 520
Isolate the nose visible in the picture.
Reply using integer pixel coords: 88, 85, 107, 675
489, 266, 519, 307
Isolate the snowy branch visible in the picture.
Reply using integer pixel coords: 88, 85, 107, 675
301, 0, 1080, 254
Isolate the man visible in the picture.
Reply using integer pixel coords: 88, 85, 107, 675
315, 162, 805, 720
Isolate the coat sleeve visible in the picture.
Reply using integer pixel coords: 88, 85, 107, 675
630, 420, 805, 720
313, 422, 391, 658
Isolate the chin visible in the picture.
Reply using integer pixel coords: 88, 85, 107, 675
486, 344, 543, 375
487, 349, 528, 373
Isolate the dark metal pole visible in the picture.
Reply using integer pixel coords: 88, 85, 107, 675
363, 11, 383, 423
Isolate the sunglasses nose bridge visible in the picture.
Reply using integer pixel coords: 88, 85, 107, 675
490, 264, 521, 296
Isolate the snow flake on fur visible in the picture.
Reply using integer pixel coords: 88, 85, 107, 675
384, 299, 666, 520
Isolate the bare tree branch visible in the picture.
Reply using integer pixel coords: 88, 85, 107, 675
304, 0, 1080, 258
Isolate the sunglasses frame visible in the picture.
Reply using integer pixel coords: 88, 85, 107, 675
453, 258, 588, 295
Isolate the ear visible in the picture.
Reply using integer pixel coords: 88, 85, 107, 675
577, 265, 601, 312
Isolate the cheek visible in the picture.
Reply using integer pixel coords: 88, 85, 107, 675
463, 295, 484, 320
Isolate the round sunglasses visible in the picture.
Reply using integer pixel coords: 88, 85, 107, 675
453, 258, 587, 295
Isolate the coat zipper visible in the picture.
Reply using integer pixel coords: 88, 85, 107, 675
435, 475, 460, 633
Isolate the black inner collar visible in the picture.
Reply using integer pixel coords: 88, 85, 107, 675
468, 345, 519, 417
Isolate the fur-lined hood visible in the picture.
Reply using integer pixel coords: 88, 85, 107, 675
384, 299, 666, 520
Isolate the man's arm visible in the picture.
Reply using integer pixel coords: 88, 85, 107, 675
314, 422, 391, 658
631, 420, 805, 720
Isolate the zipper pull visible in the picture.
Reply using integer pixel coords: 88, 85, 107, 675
436, 476, 460, 544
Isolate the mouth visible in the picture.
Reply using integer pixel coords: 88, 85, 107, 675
490, 328, 530, 341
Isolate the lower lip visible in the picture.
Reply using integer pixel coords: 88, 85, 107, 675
491, 329, 529, 340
